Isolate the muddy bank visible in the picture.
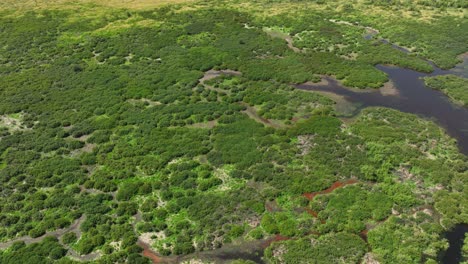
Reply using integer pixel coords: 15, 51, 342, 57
303, 179, 358, 201
138, 240, 167, 264
138, 237, 268, 264
302, 179, 359, 226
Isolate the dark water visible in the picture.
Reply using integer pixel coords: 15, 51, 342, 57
442, 224, 468, 263
295, 62, 468, 155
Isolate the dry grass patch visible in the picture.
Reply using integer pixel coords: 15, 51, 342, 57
0, 0, 196, 11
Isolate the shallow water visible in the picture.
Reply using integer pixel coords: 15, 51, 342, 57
295, 61, 468, 155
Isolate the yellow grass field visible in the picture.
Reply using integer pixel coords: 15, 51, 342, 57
0, 0, 196, 11
1, 0, 464, 23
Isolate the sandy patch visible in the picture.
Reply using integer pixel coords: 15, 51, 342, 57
199, 69, 241, 83
127, 98, 162, 107
139, 232, 162, 246
362, 252, 380, 264
302, 77, 330, 87
0, 113, 28, 132
379, 81, 399, 96
181, 260, 212, 264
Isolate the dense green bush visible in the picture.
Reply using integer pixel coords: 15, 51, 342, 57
424, 75, 468, 106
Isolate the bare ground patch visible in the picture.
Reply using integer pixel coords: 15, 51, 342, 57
0, 113, 29, 132
199, 69, 241, 83
379, 81, 399, 96
127, 98, 162, 107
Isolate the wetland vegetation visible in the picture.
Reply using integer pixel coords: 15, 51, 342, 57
424, 75, 468, 106
0, 0, 467, 263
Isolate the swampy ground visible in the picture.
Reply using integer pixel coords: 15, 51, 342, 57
0, 0, 467, 264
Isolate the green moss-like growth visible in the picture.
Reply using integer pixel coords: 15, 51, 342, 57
424, 75, 468, 106
264, 232, 367, 264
